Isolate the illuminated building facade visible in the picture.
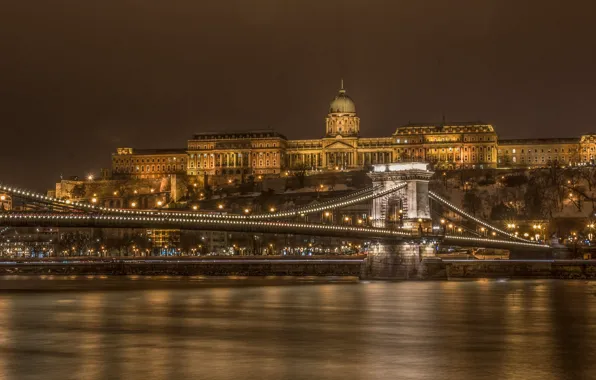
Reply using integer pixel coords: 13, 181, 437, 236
112, 148, 187, 179
109, 82, 596, 185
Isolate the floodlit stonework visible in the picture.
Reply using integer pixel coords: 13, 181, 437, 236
107, 82, 596, 187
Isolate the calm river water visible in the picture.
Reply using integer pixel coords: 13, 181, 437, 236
1, 276, 596, 380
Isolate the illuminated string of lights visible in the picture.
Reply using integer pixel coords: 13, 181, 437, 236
0, 182, 403, 221
429, 191, 536, 244
248, 183, 407, 219
0, 211, 550, 249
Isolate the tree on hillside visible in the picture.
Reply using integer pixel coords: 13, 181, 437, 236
463, 190, 482, 216
490, 202, 516, 220
578, 166, 596, 191
291, 162, 309, 189
524, 170, 560, 218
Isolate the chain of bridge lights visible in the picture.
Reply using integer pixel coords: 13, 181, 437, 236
0, 184, 246, 219
0, 182, 404, 221
0, 212, 414, 239
248, 185, 380, 218
248, 183, 406, 219
428, 191, 534, 243
0, 212, 553, 249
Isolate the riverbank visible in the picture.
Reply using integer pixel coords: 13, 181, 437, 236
4, 257, 596, 280
0, 256, 365, 277
442, 259, 596, 279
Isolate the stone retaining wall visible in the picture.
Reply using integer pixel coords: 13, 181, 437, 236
0, 261, 363, 277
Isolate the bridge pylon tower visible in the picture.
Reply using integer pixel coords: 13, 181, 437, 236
365, 163, 438, 279
368, 162, 434, 232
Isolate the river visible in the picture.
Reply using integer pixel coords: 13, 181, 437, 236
1, 276, 595, 380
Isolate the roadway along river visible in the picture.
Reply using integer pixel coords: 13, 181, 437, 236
1, 277, 596, 380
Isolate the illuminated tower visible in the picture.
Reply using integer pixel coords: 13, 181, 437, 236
325, 80, 360, 137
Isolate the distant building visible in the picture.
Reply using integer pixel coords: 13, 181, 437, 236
112, 147, 187, 180
106, 81, 596, 187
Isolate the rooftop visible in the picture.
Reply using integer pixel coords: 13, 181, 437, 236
191, 130, 287, 140
499, 138, 579, 145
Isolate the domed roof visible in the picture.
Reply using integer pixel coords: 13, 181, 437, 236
329, 80, 356, 114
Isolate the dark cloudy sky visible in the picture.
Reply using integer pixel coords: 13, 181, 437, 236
1, 0, 595, 190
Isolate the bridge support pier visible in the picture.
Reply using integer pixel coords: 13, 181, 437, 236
364, 241, 445, 280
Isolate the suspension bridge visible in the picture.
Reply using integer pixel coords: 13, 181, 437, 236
0, 163, 552, 278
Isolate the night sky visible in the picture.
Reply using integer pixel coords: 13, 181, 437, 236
1, 0, 595, 190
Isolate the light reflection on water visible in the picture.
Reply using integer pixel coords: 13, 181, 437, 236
1, 277, 596, 380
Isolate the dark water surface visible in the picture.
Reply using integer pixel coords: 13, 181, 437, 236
1, 277, 596, 380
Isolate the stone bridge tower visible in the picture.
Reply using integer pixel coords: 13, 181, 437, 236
365, 162, 438, 279
368, 162, 434, 232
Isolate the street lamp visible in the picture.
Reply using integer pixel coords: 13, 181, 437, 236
131, 202, 137, 208
192, 205, 198, 210
270, 207, 276, 212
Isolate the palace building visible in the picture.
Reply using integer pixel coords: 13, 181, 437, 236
110, 82, 596, 185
